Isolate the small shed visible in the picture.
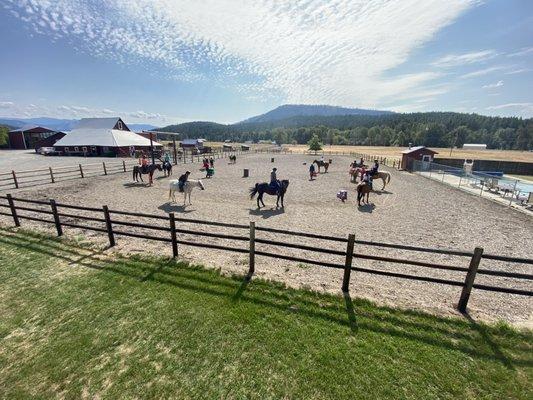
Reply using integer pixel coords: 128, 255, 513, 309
401, 146, 438, 171
462, 143, 487, 150
222, 143, 234, 151
241, 144, 250, 151
180, 139, 205, 149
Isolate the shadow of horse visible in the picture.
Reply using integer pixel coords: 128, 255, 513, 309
249, 207, 285, 219
123, 182, 149, 188
158, 203, 194, 214
357, 203, 375, 213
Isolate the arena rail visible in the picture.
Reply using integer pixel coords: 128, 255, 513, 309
0, 149, 243, 192
0, 193, 531, 315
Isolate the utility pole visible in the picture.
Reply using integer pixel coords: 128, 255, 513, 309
150, 132, 155, 164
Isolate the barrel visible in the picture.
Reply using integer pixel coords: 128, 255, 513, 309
243, 168, 249, 178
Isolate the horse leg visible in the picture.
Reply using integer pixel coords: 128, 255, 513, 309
257, 193, 261, 208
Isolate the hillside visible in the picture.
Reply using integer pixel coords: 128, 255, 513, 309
159, 110, 532, 150
240, 104, 393, 124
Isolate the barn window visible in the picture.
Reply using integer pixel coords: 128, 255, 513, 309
65, 147, 69, 152
422, 155, 432, 162
82, 146, 87, 153
74, 147, 79, 152
117, 121, 123, 130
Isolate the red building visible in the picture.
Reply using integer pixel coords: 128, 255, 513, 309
401, 146, 438, 171
8, 125, 59, 149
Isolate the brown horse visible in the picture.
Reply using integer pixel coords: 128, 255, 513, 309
357, 182, 372, 206
132, 164, 162, 185
313, 159, 329, 173
373, 171, 391, 190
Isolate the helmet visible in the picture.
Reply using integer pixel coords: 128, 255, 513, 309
273, 167, 277, 171
186, 170, 191, 174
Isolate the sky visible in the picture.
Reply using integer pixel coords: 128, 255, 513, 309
0, 0, 532, 126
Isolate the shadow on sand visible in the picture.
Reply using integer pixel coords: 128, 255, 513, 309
123, 182, 150, 188
158, 202, 195, 214
249, 207, 285, 219
357, 203, 375, 213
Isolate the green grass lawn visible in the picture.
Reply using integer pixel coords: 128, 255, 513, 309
0, 227, 531, 399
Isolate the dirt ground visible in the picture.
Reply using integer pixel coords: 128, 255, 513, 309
285, 144, 533, 163
1, 153, 532, 327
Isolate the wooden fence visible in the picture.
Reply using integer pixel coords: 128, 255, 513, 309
0, 149, 243, 192
0, 194, 531, 314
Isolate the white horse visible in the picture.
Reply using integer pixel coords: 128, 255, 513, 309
169, 179, 205, 205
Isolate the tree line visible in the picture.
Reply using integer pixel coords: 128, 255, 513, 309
159, 112, 532, 150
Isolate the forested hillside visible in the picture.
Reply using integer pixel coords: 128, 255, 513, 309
160, 112, 532, 150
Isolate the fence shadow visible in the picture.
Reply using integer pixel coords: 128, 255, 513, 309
0, 227, 531, 370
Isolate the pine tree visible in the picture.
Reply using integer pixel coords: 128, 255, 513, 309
308, 134, 323, 154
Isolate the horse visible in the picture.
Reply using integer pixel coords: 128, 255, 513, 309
169, 179, 205, 205
313, 159, 329, 173
132, 164, 162, 185
162, 161, 173, 177
357, 182, 372, 206
373, 171, 391, 190
229, 155, 237, 164
349, 167, 362, 183
250, 179, 289, 208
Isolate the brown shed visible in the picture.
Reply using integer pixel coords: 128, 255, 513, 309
401, 146, 438, 171
8, 125, 58, 149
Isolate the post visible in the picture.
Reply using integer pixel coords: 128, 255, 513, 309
243, 168, 249, 178
173, 138, 177, 165
103, 205, 115, 247
122, 160, 126, 172
342, 234, 356, 292
79, 164, 84, 178
49, 167, 55, 183
11, 170, 18, 189
458, 247, 483, 313
150, 132, 155, 165
169, 212, 178, 258
103, 162, 107, 175
6, 194, 19, 227
248, 221, 255, 279
50, 199, 62, 236
509, 180, 518, 206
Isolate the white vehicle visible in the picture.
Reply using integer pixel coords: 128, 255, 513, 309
39, 147, 60, 156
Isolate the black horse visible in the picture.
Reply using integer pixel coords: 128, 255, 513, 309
229, 154, 237, 164
250, 180, 290, 208
132, 164, 162, 185
162, 161, 173, 177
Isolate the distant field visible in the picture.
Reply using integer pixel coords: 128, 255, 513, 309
284, 145, 533, 162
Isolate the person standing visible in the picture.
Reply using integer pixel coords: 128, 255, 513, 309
309, 162, 316, 180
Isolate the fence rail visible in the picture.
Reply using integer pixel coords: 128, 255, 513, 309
0, 149, 244, 192
0, 193, 531, 315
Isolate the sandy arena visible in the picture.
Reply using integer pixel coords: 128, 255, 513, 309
1, 152, 532, 326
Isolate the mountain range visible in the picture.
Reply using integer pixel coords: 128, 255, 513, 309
0, 117, 157, 132
239, 104, 393, 124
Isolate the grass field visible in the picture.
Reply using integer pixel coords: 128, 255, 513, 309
284, 144, 533, 162
1, 227, 532, 399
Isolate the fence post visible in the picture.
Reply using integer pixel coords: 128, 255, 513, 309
79, 164, 84, 178
169, 212, 178, 258
458, 247, 484, 313
342, 234, 356, 292
49, 167, 55, 183
103, 162, 107, 175
509, 180, 518, 206
102, 205, 115, 247
11, 170, 18, 189
50, 199, 62, 236
247, 221, 255, 279
122, 160, 126, 172
6, 194, 19, 227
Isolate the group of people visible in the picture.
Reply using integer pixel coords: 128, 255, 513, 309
202, 157, 215, 170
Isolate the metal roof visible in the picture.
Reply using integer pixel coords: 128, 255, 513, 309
76, 117, 122, 130
9, 125, 55, 133
401, 146, 438, 154
54, 128, 162, 147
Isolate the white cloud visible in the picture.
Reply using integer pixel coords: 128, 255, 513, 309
0, 101, 14, 108
460, 66, 506, 79
506, 47, 533, 58
4, 0, 479, 107
504, 68, 530, 75
486, 103, 533, 117
482, 80, 503, 89
432, 50, 497, 68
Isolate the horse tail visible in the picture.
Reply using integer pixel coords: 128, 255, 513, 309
386, 172, 391, 183
250, 183, 259, 199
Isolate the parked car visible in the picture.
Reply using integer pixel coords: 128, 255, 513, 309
39, 147, 61, 156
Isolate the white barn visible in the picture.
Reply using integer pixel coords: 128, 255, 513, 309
53, 117, 162, 156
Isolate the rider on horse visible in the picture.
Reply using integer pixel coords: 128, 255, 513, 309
270, 167, 280, 193
139, 153, 149, 173
369, 160, 379, 176
361, 170, 373, 190
178, 171, 190, 192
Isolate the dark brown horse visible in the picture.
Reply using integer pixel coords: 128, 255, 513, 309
250, 180, 290, 208
313, 159, 329, 173
132, 164, 162, 185
357, 182, 372, 206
